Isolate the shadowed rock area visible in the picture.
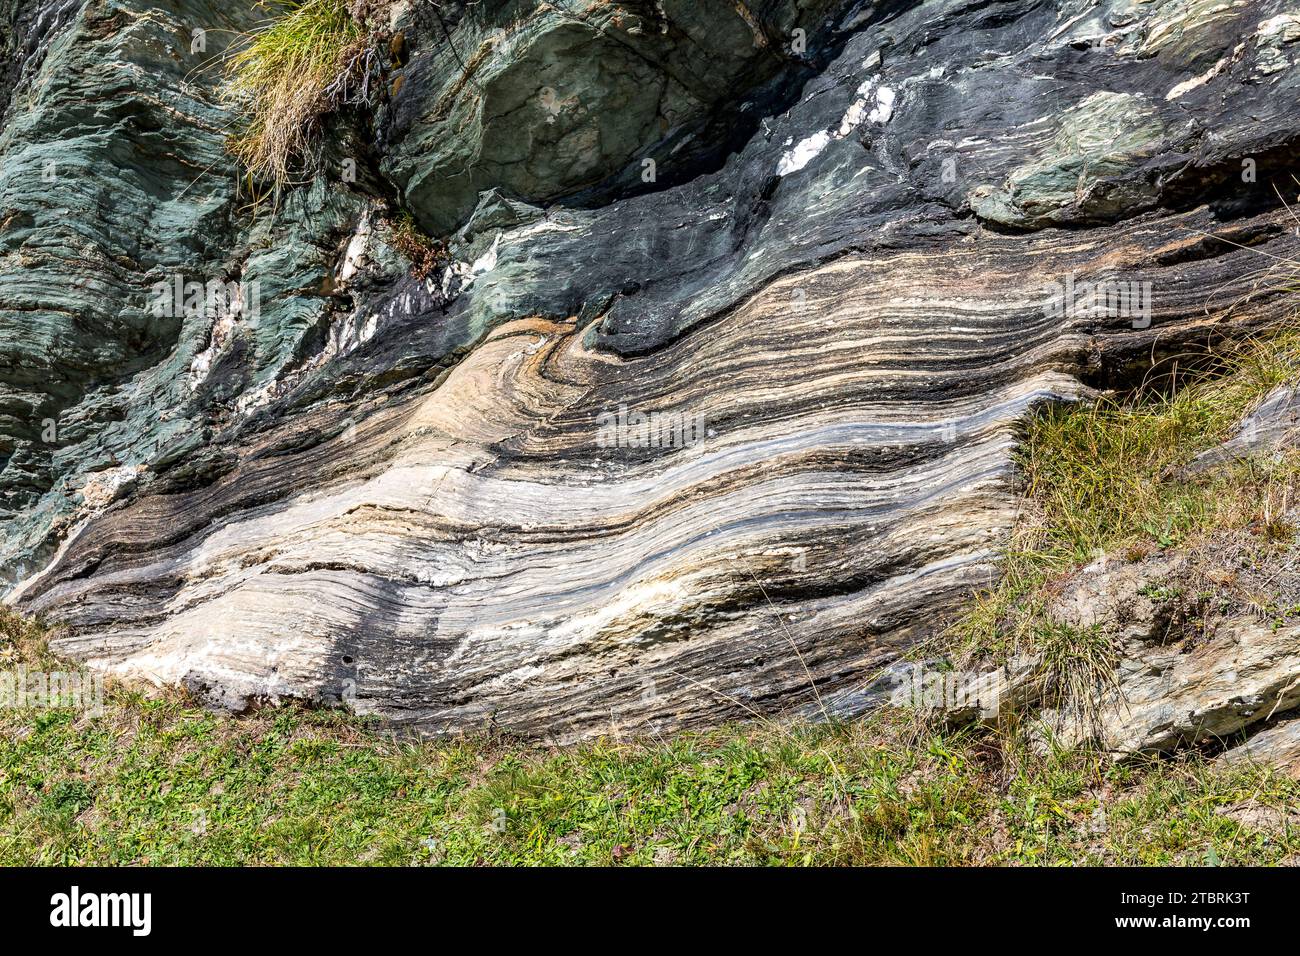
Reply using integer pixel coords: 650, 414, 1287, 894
3, 0, 1300, 744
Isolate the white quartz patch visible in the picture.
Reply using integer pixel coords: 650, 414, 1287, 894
782, 79, 896, 177
79, 465, 144, 511
838, 79, 896, 137
1166, 58, 1225, 99
188, 309, 235, 391
777, 131, 832, 175
1258, 13, 1300, 41
868, 86, 896, 123
336, 214, 372, 284
440, 232, 502, 298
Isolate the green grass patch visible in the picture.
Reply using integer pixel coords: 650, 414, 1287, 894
952, 328, 1300, 664
1024, 332, 1298, 558
224, 0, 372, 187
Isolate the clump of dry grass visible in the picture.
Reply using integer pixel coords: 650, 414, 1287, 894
383, 212, 447, 279
224, 0, 381, 188
0, 606, 55, 669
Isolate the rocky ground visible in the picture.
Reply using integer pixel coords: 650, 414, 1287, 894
1, 0, 1299, 762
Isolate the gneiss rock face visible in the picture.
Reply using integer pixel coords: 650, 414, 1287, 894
3, 0, 1300, 741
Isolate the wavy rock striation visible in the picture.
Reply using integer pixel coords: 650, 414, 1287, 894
3, 0, 1300, 741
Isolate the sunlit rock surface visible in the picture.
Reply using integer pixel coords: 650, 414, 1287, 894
3, 0, 1300, 741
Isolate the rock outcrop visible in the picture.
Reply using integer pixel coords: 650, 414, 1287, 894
1042, 550, 1300, 755
3, 0, 1300, 742
1184, 382, 1300, 474
1218, 717, 1300, 777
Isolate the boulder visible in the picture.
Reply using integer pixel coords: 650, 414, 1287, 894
1217, 717, 1300, 777
383, 0, 844, 234
1183, 383, 1300, 475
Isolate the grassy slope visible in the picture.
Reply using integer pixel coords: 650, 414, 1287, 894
954, 329, 1300, 665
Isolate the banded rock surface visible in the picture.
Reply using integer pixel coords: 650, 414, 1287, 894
3, 0, 1300, 741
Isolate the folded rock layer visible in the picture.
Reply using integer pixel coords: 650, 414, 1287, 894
3, 0, 1300, 741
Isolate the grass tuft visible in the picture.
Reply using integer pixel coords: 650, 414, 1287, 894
224, 0, 376, 188
0, 606, 55, 670
1031, 620, 1121, 739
